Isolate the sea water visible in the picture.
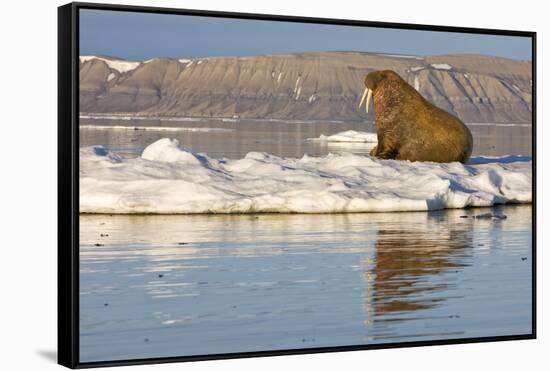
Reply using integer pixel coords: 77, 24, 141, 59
78, 118, 533, 362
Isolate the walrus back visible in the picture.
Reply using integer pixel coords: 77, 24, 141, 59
423, 101, 473, 163
396, 83, 473, 163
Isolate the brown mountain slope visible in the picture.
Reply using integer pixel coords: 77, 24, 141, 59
79, 52, 532, 123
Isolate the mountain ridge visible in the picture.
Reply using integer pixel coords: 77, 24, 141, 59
79, 51, 532, 123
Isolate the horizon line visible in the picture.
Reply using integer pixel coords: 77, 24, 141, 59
78, 50, 533, 62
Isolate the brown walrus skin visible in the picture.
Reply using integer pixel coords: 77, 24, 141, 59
363, 70, 473, 163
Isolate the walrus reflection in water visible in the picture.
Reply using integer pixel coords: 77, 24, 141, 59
358, 70, 473, 163
361, 212, 473, 326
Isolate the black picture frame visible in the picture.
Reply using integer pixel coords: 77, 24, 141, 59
58, 2, 537, 368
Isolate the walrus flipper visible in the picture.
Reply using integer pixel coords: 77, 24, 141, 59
375, 147, 397, 160
369, 145, 378, 157
373, 127, 399, 159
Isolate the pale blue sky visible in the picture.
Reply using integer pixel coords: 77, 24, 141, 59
80, 9, 532, 61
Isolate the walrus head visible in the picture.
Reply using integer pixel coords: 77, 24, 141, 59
358, 70, 403, 113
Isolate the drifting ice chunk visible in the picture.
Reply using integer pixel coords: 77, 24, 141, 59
141, 138, 202, 165
309, 130, 378, 143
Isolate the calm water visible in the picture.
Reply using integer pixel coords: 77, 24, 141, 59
80, 206, 532, 362
79, 118, 533, 362
79, 118, 532, 159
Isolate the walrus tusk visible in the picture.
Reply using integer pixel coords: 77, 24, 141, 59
366, 88, 372, 113
359, 87, 369, 109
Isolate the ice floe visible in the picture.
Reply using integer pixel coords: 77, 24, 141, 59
80, 138, 532, 214
466, 122, 531, 127
308, 130, 378, 143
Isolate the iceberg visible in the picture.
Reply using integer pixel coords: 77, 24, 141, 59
309, 130, 378, 143
80, 138, 532, 214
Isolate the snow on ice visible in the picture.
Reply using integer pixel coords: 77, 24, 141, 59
80, 138, 532, 214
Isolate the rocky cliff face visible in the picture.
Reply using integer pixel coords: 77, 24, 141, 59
79, 52, 532, 123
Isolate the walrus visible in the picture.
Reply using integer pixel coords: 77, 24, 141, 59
358, 70, 473, 163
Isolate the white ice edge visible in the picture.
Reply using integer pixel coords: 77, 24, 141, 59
80, 115, 210, 122
466, 123, 531, 127
79, 115, 359, 125
80, 125, 233, 133
308, 130, 378, 143
80, 138, 532, 214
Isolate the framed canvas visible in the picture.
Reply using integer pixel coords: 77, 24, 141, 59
58, 2, 536, 368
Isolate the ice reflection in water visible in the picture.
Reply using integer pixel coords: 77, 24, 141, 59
80, 206, 532, 362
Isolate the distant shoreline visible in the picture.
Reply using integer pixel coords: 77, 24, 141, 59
79, 114, 531, 127
79, 114, 373, 125
79, 52, 532, 123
